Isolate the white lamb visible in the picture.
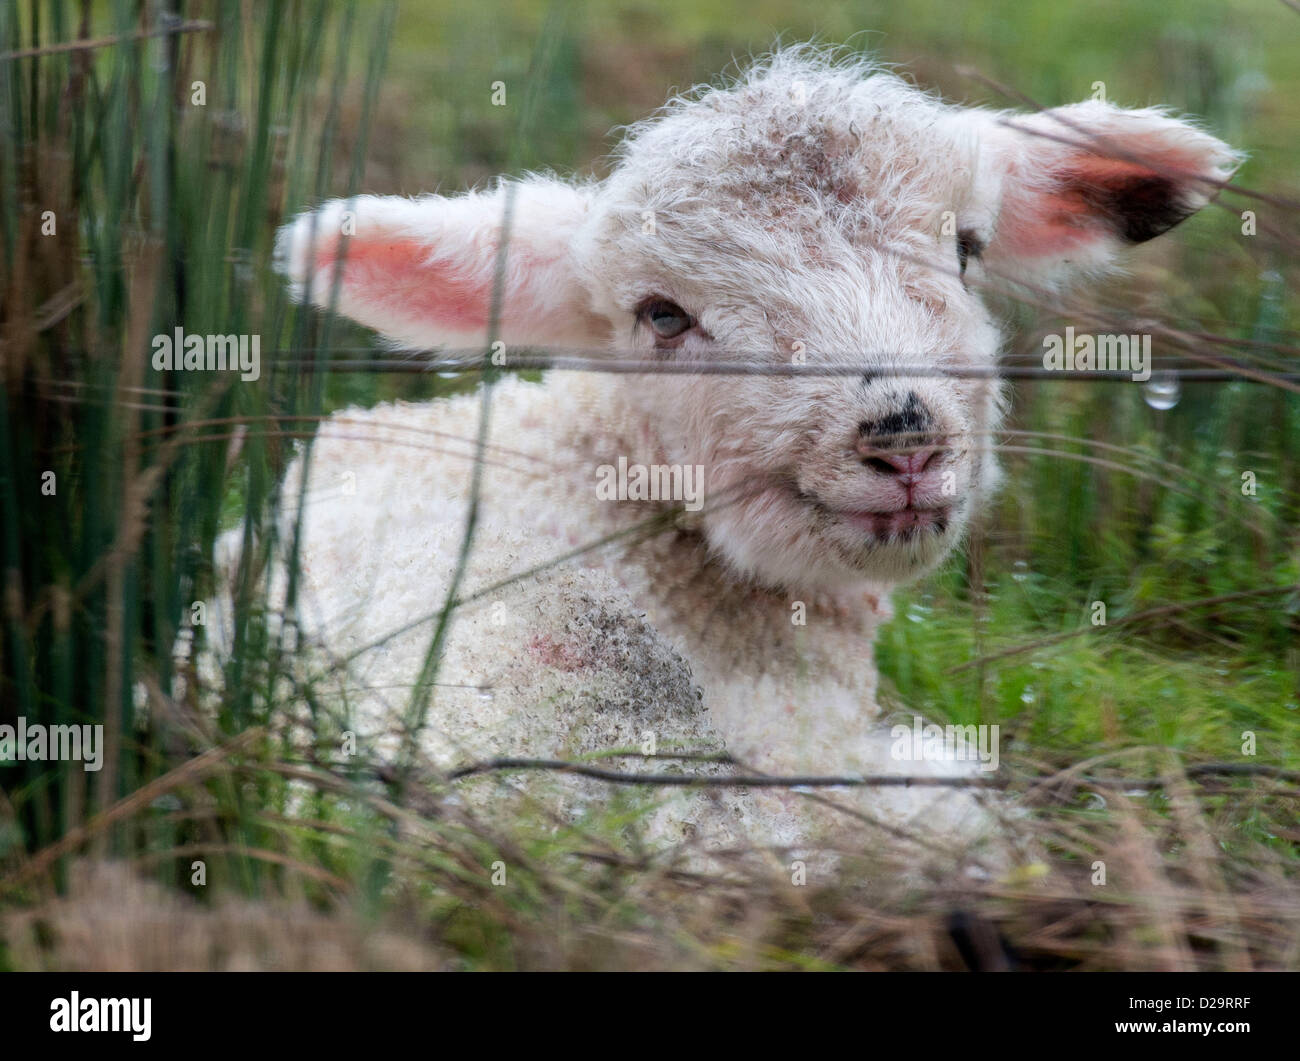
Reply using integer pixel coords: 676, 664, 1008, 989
258, 48, 1236, 864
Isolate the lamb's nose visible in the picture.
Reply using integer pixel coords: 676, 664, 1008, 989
856, 392, 945, 483
867, 445, 940, 478
856, 440, 943, 483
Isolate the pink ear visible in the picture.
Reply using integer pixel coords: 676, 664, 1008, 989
308, 234, 491, 332
979, 101, 1240, 288
275, 179, 608, 351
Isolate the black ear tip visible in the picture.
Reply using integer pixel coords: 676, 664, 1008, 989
1079, 173, 1198, 244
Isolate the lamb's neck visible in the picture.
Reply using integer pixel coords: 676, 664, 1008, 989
562, 374, 890, 692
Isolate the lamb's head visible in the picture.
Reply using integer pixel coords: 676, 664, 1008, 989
277, 49, 1238, 592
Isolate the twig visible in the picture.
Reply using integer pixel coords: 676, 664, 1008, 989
441, 756, 1300, 791
0, 20, 214, 62
446, 757, 1006, 788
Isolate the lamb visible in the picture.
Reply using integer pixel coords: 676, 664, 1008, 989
257, 47, 1237, 863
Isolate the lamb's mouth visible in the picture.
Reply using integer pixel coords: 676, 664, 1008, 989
800, 493, 952, 543
836, 506, 951, 541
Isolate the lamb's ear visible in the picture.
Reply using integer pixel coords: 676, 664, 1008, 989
977, 101, 1241, 289
275, 178, 608, 351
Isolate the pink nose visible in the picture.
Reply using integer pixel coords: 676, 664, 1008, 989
875, 445, 939, 477
858, 443, 942, 483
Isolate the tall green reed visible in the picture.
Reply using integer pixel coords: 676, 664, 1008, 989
0, 0, 393, 893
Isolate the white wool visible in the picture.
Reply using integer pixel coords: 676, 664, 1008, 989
217, 47, 1237, 867
254, 373, 993, 859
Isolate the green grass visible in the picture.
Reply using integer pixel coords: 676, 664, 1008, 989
880, 576, 1300, 756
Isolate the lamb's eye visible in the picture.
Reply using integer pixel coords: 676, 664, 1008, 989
640, 299, 693, 341
956, 229, 984, 277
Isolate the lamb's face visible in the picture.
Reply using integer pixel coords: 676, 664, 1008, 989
579, 69, 1007, 588
586, 250, 1002, 590
277, 49, 1238, 594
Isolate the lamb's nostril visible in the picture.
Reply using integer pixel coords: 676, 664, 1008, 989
859, 441, 945, 479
